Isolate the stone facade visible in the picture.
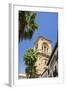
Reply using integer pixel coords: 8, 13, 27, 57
41, 42, 58, 77
34, 36, 52, 76
47, 42, 58, 77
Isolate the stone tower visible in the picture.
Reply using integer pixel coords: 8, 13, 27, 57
34, 36, 52, 76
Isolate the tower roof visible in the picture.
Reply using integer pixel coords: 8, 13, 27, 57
34, 36, 52, 44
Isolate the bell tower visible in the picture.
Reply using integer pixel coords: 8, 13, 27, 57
34, 36, 52, 75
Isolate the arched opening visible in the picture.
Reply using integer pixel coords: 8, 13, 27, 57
53, 66, 58, 77
42, 42, 49, 54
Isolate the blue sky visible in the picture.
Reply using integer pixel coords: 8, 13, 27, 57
18, 11, 58, 74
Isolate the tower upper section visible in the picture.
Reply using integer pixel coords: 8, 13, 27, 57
34, 36, 52, 56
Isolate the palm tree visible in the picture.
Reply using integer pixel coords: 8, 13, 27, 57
23, 48, 37, 78
19, 11, 38, 41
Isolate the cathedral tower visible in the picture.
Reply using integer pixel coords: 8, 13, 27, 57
34, 36, 52, 76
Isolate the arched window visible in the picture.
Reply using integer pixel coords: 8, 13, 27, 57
53, 66, 58, 77
42, 42, 49, 53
